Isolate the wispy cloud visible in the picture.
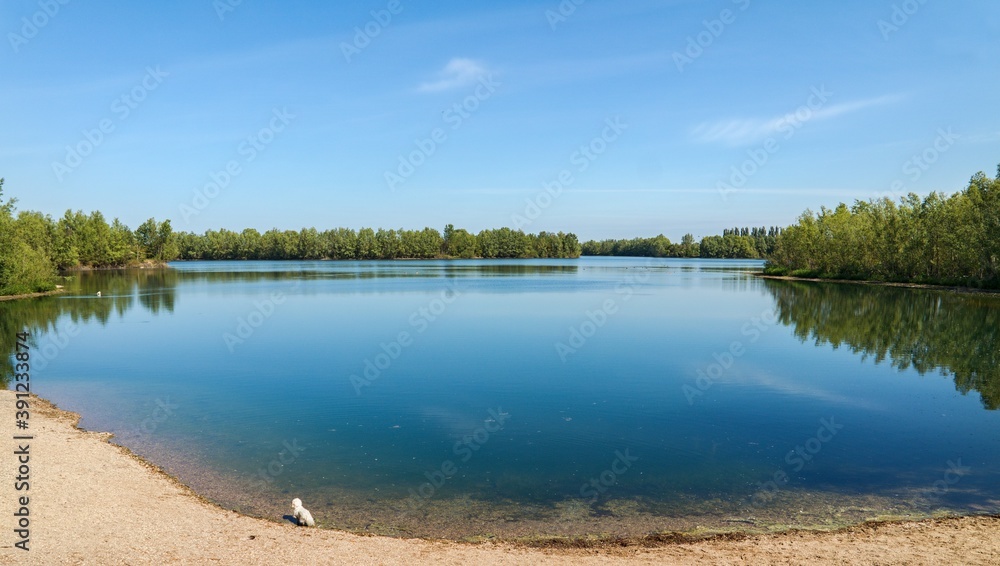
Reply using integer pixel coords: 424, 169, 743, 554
692, 94, 902, 146
964, 130, 1000, 144
449, 187, 879, 196
417, 58, 489, 93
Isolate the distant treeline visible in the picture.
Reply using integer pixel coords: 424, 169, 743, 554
0, 179, 585, 295
766, 165, 1000, 288
582, 227, 781, 259
7, 162, 998, 295
174, 225, 581, 261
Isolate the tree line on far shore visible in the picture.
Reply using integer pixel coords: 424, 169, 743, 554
581, 227, 782, 259
5, 161, 998, 295
173, 225, 581, 261
766, 164, 1000, 288
0, 178, 586, 294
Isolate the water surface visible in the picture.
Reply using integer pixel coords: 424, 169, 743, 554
4, 258, 999, 538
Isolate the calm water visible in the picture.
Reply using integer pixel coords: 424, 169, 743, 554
4, 258, 999, 538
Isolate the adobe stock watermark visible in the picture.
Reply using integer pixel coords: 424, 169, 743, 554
555, 261, 651, 361
28, 321, 80, 372
672, 0, 751, 72
340, 0, 403, 63
8, 0, 71, 53
404, 407, 510, 511
212, 0, 243, 22
684, 307, 777, 404
878, 0, 928, 41
750, 417, 844, 506
384, 75, 500, 192
222, 281, 301, 352
350, 281, 462, 394
929, 459, 971, 496
545, 0, 585, 30
52, 66, 169, 182
213, 0, 246, 22
512, 116, 627, 230
180, 107, 295, 222
875, 128, 958, 201
717, 85, 832, 202
133, 397, 180, 443
249, 439, 308, 490
579, 448, 639, 504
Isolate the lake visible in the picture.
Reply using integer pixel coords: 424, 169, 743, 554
4, 258, 999, 539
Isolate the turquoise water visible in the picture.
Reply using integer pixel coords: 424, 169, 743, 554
7, 258, 1000, 538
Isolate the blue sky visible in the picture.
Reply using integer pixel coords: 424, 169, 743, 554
2, 0, 998, 241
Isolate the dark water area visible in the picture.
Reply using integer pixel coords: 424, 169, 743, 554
3, 258, 999, 539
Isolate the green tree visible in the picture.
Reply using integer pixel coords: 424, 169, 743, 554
297, 228, 324, 260
356, 227, 378, 259
447, 227, 478, 258
135, 218, 177, 261
108, 219, 135, 265
767, 164, 1000, 287
0, 179, 56, 294
238, 228, 262, 260
79, 211, 112, 266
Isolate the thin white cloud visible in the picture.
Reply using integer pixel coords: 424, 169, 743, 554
417, 58, 489, 93
692, 94, 902, 146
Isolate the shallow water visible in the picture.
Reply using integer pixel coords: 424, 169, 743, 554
5, 258, 999, 538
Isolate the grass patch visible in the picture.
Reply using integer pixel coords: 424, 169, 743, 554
789, 268, 822, 278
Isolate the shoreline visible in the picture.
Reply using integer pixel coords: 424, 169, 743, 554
755, 273, 1000, 295
0, 288, 64, 302
3, 390, 999, 564
60, 259, 171, 272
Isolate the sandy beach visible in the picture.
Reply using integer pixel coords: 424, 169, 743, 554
1, 390, 998, 566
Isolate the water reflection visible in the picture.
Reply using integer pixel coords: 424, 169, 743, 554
0, 269, 176, 385
6, 265, 1000, 413
764, 279, 1000, 410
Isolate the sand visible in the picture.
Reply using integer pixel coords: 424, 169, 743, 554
1, 390, 998, 565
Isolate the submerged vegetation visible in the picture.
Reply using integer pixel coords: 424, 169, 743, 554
765, 165, 1000, 288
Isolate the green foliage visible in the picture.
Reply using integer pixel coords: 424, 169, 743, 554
135, 218, 177, 261
0, 241, 55, 295
443, 224, 478, 258
108, 219, 136, 265
0, 180, 180, 297
173, 225, 579, 260
582, 227, 779, 259
768, 165, 1000, 288
582, 235, 671, 257
0, 179, 56, 295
